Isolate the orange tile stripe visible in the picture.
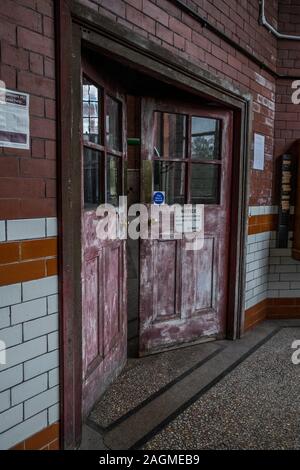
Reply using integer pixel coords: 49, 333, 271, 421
245, 297, 300, 331
11, 423, 59, 450
244, 299, 268, 331
0, 237, 57, 286
46, 257, 58, 276
21, 238, 57, 260
267, 297, 300, 319
248, 214, 278, 235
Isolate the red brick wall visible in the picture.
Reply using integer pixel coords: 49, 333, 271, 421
3, 1, 300, 230
3, 0, 294, 213
275, 1, 300, 166
278, 0, 300, 35
79, 0, 279, 204
0, 0, 56, 220
82, 0, 278, 70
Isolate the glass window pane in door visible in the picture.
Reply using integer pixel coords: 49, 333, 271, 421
107, 155, 121, 206
106, 96, 122, 151
191, 164, 220, 204
82, 79, 101, 144
191, 117, 220, 160
84, 148, 101, 207
153, 161, 185, 204
154, 112, 186, 159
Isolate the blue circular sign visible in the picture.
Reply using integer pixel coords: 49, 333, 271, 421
153, 191, 165, 205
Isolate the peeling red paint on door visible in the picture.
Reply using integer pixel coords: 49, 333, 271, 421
81, 57, 127, 416
82, 211, 127, 416
139, 98, 233, 355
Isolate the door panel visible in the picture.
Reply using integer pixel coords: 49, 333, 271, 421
182, 237, 215, 314
82, 223, 126, 415
103, 244, 123, 355
81, 58, 127, 416
139, 98, 232, 355
83, 256, 100, 373
148, 239, 181, 322
154, 241, 178, 320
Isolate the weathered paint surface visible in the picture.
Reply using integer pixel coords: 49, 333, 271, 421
82, 211, 127, 416
81, 57, 127, 416
139, 99, 233, 355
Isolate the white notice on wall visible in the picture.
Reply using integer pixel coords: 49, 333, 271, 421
253, 133, 265, 170
0, 88, 30, 149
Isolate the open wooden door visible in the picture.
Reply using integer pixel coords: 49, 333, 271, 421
81, 59, 127, 415
139, 97, 232, 356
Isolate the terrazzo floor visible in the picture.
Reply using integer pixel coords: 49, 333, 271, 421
85, 322, 300, 450
89, 340, 220, 429
142, 327, 300, 450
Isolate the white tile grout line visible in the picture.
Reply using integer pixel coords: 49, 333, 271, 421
248, 205, 279, 216
0, 218, 57, 242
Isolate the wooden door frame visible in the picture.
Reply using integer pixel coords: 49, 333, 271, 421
55, 0, 252, 449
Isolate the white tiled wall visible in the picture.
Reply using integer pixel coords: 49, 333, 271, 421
268, 245, 300, 298
0, 216, 59, 449
0, 221, 5, 242
248, 205, 278, 216
246, 206, 300, 310
0, 217, 57, 242
0, 275, 59, 449
245, 231, 275, 310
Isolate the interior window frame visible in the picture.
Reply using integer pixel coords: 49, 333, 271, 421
152, 110, 222, 205
82, 74, 123, 209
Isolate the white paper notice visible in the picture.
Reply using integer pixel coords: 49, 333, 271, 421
0, 88, 30, 149
253, 133, 265, 171
174, 206, 203, 233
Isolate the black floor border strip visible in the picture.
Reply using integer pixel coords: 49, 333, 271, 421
85, 417, 108, 440
87, 344, 225, 434
130, 326, 282, 450
281, 324, 300, 328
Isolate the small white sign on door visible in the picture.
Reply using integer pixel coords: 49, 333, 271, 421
174, 206, 203, 233
253, 133, 265, 171
0, 87, 30, 149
